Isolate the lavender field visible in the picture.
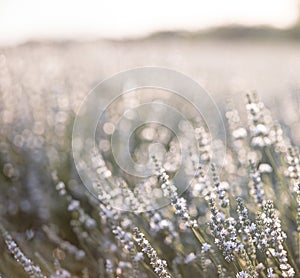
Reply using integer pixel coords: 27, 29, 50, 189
1, 38, 300, 277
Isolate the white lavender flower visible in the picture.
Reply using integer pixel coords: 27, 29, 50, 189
236, 197, 257, 263
249, 161, 265, 206
195, 127, 212, 164
0, 224, 45, 278
208, 197, 243, 262
211, 163, 229, 208
254, 201, 295, 277
133, 227, 172, 278
236, 271, 249, 278
267, 267, 274, 278
246, 93, 273, 148
202, 243, 211, 252
153, 157, 197, 228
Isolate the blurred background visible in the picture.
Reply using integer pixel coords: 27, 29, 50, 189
1, 0, 300, 102
0, 0, 299, 43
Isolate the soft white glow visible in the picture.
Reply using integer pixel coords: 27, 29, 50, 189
0, 0, 298, 45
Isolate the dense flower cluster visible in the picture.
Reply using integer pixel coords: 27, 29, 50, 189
254, 201, 295, 277
207, 197, 242, 262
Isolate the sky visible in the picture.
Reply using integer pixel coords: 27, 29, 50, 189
0, 0, 298, 45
